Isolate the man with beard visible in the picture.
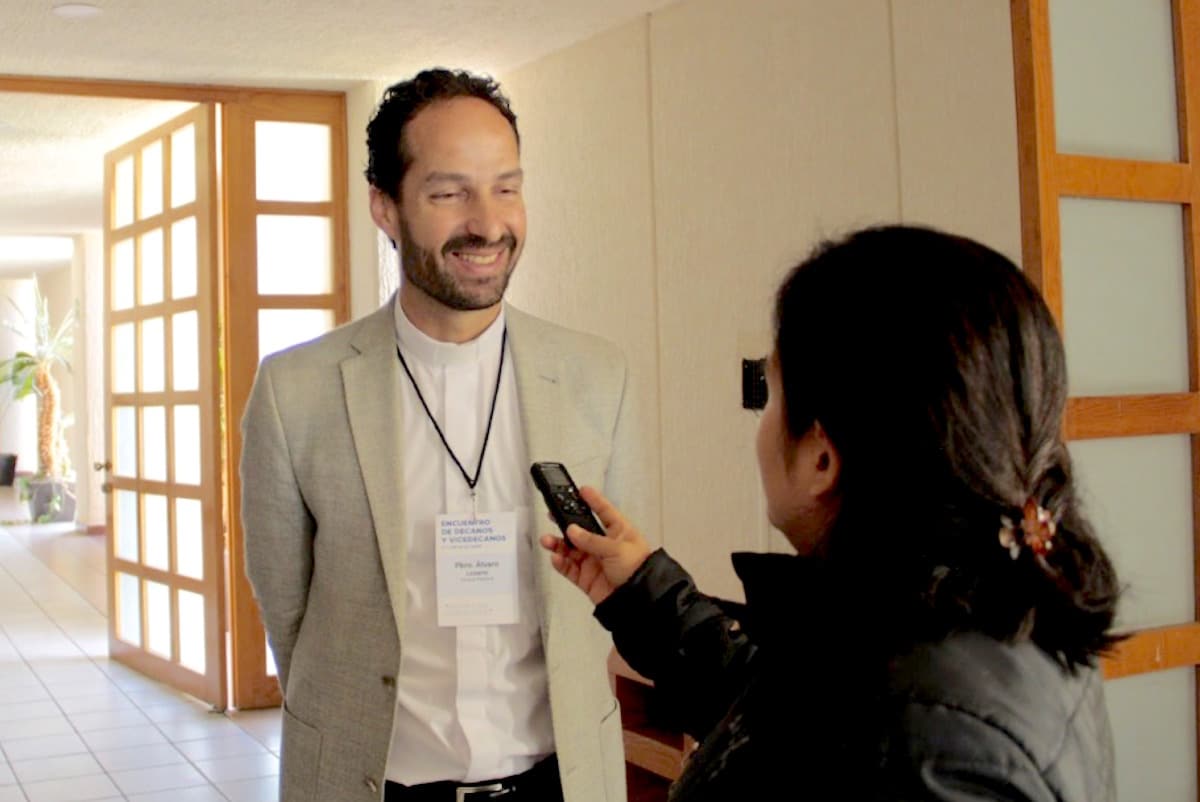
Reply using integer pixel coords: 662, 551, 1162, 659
240, 69, 642, 802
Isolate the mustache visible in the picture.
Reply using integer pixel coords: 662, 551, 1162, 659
442, 233, 517, 255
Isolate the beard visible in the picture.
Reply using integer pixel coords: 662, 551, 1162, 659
398, 214, 520, 311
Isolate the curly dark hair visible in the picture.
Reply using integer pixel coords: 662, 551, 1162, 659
364, 68, 519, 199
773, 224, 1122, 669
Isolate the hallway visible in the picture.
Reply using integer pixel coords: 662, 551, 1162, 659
0, 488, 282, 802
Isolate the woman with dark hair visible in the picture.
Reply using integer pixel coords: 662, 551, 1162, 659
540, 225, 1120, 801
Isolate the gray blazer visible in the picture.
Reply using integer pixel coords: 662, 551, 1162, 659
241, 299, 642, 802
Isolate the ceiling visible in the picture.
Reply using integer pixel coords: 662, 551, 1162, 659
0, 0, 676, 236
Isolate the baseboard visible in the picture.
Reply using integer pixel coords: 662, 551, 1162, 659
85, 524, 106, 536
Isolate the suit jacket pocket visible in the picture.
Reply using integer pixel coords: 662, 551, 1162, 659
280, 703, 322, 802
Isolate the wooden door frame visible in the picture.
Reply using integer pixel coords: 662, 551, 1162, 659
1010, 0, 1200, 784
1, 72, 349, 710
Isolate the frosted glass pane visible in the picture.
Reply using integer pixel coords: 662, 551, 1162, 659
257, 215, 333, 295
172, 311, 199, 392
1050, 0, 1179, 161
141, 317, 165, 393
170, 217, 198, 300
142, 406, 167, 482
145, 581, 170, 658
139, 229, 164, 306
174, 405, 201, 486
266, 635, 276, 677
143, 494, 169, 571
112, 239, 134, 311
112, 323, 136, 394
1069, 435, 1193, 629
258, 309, 334, 361
114, 406, 137, 478
114, 156, 134, 229
114, 489, 138, 562
255, 121, 331, 202
1060, 199, 1187, 396
1106, 668, 1196, 802
175, 498, 203, 580
171, 124, 196, 208
117, 573, 140, 647
140, 140, 163, 219
178, 590, 205, 674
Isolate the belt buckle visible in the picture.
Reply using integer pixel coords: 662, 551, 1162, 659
456, 782, 506, 802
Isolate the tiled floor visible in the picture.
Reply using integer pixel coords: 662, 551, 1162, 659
0, 488, 282, 802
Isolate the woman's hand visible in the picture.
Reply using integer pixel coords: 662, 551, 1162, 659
539, 486, 653, 605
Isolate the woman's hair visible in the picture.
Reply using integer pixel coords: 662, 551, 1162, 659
774, 224, 1121, 668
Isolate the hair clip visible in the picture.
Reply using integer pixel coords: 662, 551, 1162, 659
998, 499, 1056, 560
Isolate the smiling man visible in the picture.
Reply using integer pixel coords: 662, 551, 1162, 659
240, 70, 643, 802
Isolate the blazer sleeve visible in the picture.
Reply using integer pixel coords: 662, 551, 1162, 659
595, 549, 757, 740
240, 357, 316, 694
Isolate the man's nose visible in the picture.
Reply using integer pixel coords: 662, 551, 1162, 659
463, 195, 506, 244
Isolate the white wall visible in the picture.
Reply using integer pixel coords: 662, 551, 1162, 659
499, 0, 1021, 597
0, 277, 38, 475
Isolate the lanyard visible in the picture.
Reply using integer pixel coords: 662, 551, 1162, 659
396, 328, 507, 502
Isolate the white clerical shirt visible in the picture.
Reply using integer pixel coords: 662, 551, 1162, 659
385, 299, 554, 785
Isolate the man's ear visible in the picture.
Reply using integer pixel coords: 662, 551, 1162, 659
808, 421, 841, 497
369, 187, 401, 244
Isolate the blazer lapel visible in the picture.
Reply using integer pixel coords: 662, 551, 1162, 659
341, 301, 410, 638
505, 306, 565, 640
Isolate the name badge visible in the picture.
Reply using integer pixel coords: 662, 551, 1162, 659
435, 512, 519, 627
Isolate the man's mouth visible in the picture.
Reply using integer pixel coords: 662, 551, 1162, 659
452, 249, 505, 267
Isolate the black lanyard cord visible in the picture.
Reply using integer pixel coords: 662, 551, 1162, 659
396, 328, 507, 493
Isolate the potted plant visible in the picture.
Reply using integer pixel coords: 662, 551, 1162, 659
0, 283, 78, 522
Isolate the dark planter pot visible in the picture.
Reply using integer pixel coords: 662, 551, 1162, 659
25, 477, 76, 523
0, 454, 16, 486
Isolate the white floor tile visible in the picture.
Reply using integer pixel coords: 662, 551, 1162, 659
194, 752, 279, 783
155, 716, 244, 744
54, 695, 136, 716
0, 715, 74, 741
91, 742, 186, 774
79, 725, 167, 752
173, 733, 267, 762
0, 702, 61, 723
110, 763, 210, 796
1, 732, 88, 761
217, 775, 279, 802
128, 786, 229, 802
10, 753, 103, 784
67, 707, 150, 732
20, 773, 120, 802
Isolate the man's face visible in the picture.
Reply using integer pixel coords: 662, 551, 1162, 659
373, 96, 525, 312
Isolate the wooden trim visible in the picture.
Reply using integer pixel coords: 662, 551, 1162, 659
104, 105, 228, 710
224, 92, 349, 709
86, 524, 106, 536
0, 74, 343, 103
255, 200, 335, 217
1010, 0, 1063, 321
1102, 622, 1200, 679
252, 294, 342, 310
1056, 155, 1191, 203
1065, 393, 1200, 439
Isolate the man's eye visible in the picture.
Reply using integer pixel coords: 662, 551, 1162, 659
431, 191, 463, 201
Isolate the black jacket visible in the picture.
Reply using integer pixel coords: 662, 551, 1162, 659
595, 549, 1115, 801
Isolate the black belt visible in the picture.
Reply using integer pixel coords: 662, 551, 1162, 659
384, 755, 562, 802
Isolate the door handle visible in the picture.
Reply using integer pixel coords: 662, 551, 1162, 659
93, 461, 112, 472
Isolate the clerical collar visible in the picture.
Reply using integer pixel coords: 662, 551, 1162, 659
393, 296, 507, 367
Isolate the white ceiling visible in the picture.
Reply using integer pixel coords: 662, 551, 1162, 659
0, 0, 676, 236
